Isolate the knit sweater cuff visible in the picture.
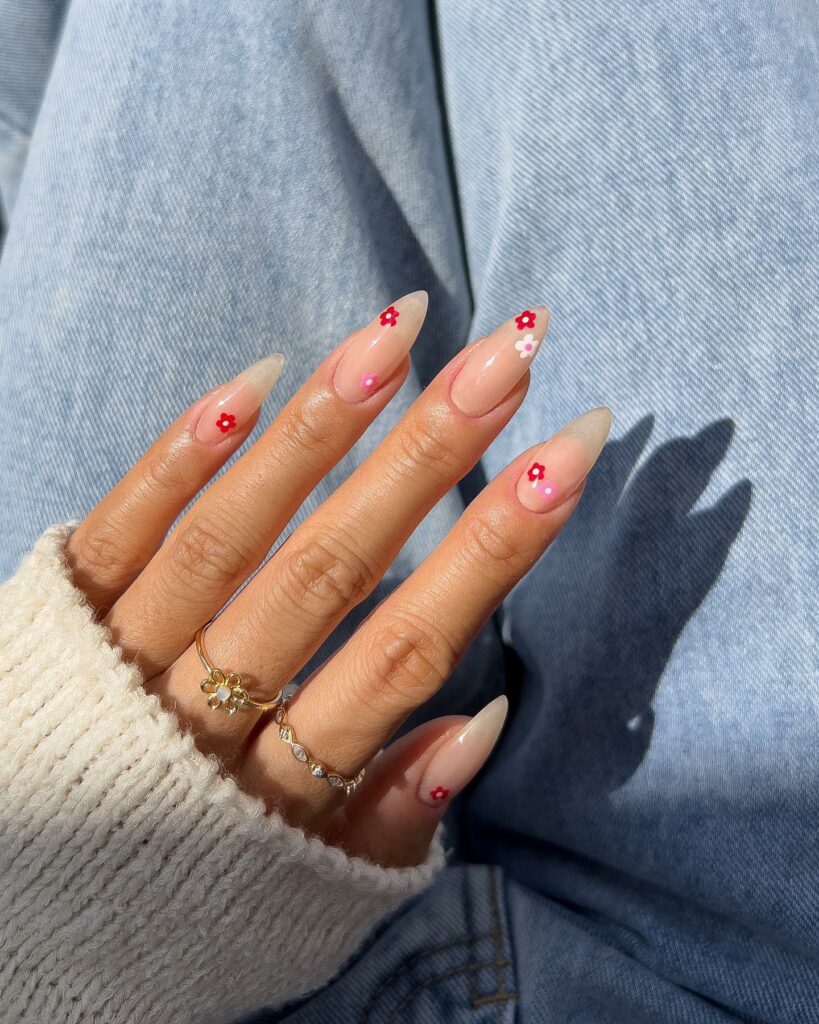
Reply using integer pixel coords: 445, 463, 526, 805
0, 526, 445, 1024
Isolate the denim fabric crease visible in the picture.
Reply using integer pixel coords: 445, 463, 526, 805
0, 1, 817, 1022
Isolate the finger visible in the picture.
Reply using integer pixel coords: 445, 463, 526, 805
243, 406, 611, 825
66, 355, 284, 611
324, 696, 508, 868
156, 306, 548, 758
106, 291, 427, 674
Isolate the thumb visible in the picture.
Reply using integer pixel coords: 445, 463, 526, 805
324, 696, 508, 867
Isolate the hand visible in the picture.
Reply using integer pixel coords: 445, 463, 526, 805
66, 292, 610, 867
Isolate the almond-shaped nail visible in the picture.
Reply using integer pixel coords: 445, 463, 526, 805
451, 307, 549, 417
194, 354, 284, 445
418, 696, 509, 808
333, 291, 428, 403
516, 407, 612, 512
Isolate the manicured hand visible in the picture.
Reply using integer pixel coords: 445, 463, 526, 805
67, 294, 610, 866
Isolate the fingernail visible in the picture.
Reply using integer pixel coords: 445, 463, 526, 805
333, 291, 428, 403
417, 695, 508, 808
194, 354, 285, 445
516, 406, 612, 512
451, 307, 549, 417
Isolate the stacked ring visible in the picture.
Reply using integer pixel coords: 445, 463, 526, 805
196, 623, 365, 795
196, 626, 284, 714
274, 700, 366, 795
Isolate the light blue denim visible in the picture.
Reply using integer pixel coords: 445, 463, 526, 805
1, 1, 817, 1021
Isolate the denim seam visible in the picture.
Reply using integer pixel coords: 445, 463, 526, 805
0, 116, 30, 144
384, 959, 514, 1024
360, 867, 518, 1023
361, 931, 497, 1023
427, 0, 474, 315
468, 864, 517, 1018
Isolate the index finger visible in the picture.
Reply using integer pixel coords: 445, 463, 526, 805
67, 354, 284, 609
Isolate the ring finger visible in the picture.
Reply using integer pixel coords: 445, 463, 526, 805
241, 406, 611, 828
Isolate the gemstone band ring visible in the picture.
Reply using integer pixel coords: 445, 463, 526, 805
273, 698, 366, 796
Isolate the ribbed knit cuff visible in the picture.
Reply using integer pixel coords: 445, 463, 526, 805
0, 526, 445, 1024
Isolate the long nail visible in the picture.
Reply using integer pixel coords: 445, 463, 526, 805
516, 407, 612, 513
451, 307, 549, 417
194, 354, 284, 445
333, 291, 428, 403
417, 696, 509, 808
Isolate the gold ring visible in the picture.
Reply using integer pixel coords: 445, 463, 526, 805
274, 699, 366, 795
196, 624, 284, 715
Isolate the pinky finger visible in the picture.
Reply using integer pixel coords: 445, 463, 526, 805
67, 354, 284, 610
325, 696, 509, 868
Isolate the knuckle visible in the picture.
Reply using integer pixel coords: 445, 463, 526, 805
275, 398, 343, 465
72, 527, 139, 591
139, 446, 190, 497
275, 537, 376, 621
166, 517, 255, 592
461, 510, 531, 579
359, 611, 455, 713
392, 418, 460, 482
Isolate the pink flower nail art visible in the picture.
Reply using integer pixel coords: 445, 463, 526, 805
216, 412, 237, 433
515, 310, 537, 331
514, 334, 539, 359
516, 408, 611, 513
429, 786, 450, 802
527, 461, 557, 498
332, 292, 426, 403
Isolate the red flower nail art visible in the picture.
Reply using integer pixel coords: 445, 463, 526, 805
379, 306, 399, 327
216, 412, 236, 433
429, 786, 450, 802
528, 462, 546, 482
515, 310, 536, 331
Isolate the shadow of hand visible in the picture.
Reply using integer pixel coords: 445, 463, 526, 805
501, 416, 753, 799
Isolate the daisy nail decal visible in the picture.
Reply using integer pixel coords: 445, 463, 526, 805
514, 333, 539, 359
332, 291, 428, 404
450, 305, 549, 417
516, 407, 612, 513
515, 309, 537, 331
527, 461, 557, 498
417, 696, 508, 808
194, 354, 284, 446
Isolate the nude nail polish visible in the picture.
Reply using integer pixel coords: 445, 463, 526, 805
450, 307, 549, 417
333, 291, 428, 403
194, 354, 284, 445
516, 407, 612, 513
417, 696, 509, 808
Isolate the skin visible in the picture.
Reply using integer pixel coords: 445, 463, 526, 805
67, 297, 609, 866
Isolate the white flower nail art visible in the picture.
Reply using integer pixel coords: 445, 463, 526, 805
514, 334, 539, 359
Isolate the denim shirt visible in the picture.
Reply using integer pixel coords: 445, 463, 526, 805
1, 1, 817, 1021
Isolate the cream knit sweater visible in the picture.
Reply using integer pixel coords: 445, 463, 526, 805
0, 526, 444, 1023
